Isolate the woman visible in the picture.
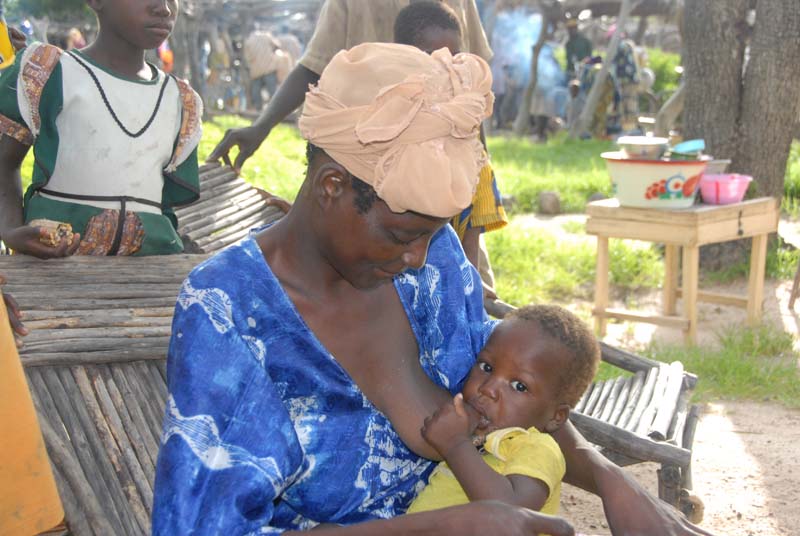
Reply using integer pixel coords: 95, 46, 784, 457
154, 43, 714, 536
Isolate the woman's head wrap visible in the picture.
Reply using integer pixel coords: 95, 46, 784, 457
299, 42, 493, 218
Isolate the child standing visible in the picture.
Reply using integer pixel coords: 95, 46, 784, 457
0, 0, 202, 258
407, 305, 600, 515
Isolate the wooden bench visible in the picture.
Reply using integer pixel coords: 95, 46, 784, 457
176, 163, 285, 254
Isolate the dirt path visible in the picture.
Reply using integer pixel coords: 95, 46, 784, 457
507, 214, 800, 534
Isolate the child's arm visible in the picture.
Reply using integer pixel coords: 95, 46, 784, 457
421, 394, 550, 511
0, 136, 79, 257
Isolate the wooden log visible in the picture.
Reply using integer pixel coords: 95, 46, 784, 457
590, 378, 616, 419
196, 169, 237, 190
636, 363, 672, 437
649, 361, 686, 440
145, 360, 168, 407
178, 189, 262, 228
134, 361, 168, 417
87, 366, 154, 521
21, 307, 175, 322
122, 365, 166, 439
197, 208, 285, 252
21, 336, 172, 354
22, 348, 169, 368
198, 161, 221, 174
624, 366, 659, 433
570, 411, 691, 467
23, 313, 173, 331
22, 326, 172, 346
50, 463, 94, 536
196, 179, 251, 202
616, 370, 646, 428
55, 368, 132, 535
600, 341, 662, 373
103, 362, 159, 473
72, 367, 149, 535
185, 198, 278, 238
667, 387, 692, 446
38, 416, 117, 536
681, 404, 700, 490
9, 288, 181, 301
110, 364, 162, 462
599, 376, 627, 423
14, 297, 179, 311
193, 207, 280, 248
581, 379, 605, 416
575, 382, 594, 414
606, 375, 633, 426
155, 359, 168, 383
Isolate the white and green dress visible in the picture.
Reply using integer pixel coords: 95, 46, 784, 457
0, 43, 202, 255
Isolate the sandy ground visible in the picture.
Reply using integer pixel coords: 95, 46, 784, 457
509, 214, 800, 535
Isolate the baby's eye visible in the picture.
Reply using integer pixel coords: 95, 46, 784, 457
510, 381, 528, 393
477, 361, 492, 373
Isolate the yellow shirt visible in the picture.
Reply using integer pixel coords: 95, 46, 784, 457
0, 295, 64, 534
450, 160, 509, 241
407, 426, 565, 515
299, 0, 493, 76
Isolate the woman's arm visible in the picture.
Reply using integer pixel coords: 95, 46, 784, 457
554, 420, 716, 535
296, 501, 573, 536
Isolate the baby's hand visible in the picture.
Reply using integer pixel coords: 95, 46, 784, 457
421, 394, 475, 457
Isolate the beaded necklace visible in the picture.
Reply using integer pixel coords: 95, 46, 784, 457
68, 51, 171, 139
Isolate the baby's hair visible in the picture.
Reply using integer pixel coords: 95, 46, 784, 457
507, 305, 600, 407
393, 1, 462, 46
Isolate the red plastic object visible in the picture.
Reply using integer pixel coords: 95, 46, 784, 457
699, 173, 753, 205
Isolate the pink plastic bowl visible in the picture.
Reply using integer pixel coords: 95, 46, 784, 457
699, 173, 752, 205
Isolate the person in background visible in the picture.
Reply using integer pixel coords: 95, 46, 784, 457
565, 79, 584, 133
564, 18, 591, 80
243, 29, 294, 111
611, 29, 640, 133
0, 0, 202, 258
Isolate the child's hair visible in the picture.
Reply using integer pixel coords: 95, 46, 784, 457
507, 305, 600, 407
393, 1, 462, 46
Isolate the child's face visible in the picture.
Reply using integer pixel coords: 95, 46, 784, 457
94, 0, 179, 50
462, 318, 570, 435
413, 27, 461, 55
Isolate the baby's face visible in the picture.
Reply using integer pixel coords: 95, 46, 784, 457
413, 26, 461, 55
462, 318, 568, 436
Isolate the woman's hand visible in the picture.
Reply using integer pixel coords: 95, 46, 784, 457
598, 463, 716, 536
2, 225, 80, 258
1, 272, 27, 347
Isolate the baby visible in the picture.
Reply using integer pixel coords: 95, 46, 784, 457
408, 304, 600, 515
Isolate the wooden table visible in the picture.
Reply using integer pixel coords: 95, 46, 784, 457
586, 197, 779, 345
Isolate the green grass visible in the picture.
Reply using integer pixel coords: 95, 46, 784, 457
645, 47, 681, 98
487, 132, 615, 213
646, 324, 800, 408
486, 223, 663, 306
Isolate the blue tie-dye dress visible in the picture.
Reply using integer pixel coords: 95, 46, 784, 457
152, 226, 495, 534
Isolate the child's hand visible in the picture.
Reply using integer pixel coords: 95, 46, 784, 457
2, 224, 80, 258
421, 394, 477, 457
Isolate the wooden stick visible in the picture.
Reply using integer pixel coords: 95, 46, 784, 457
636, 363, 671, 437
625, 366, 659, 433
616, 370, 646, 428
198, 209, 284, 252
599, 376, 627, 423
49, 463, 94, 536
649, 361, 686, 440
581, 379, 605, 416
194, 206, 282, 248
134, 361, 168, 419
607, 375, 633, 426
185, 198, 277, 238
178, 189, 262, 229
38, 416, 118, 536
121, 365, 166, 440
99, 364, 157, 492
22, 348, 169, 368
87, 366, 154, 522
21, 336, 172, 354
590, 378, 616, 419
72, 367, 150, 535
23, 311, 174, 330
574, 382, 594, 414
110, 364, 162, 462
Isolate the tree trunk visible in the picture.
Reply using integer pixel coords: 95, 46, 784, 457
633, 15, 648, 45
569, 0, 638, 138
735, 0, 800, 199
512, 12, 548, 136
682, 0, 749, 162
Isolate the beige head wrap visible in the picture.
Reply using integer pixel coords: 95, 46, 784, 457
298, 43, 493, 218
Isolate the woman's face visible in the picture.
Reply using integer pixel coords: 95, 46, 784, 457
320, 182, 450, 290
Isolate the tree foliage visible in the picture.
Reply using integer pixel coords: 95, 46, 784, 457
6, 0, 92, 20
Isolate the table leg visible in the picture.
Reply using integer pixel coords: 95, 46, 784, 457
747, 233, 768, 325
681, 245, 699, 345
663, 244, 679, 315
594, 236, 609, 337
